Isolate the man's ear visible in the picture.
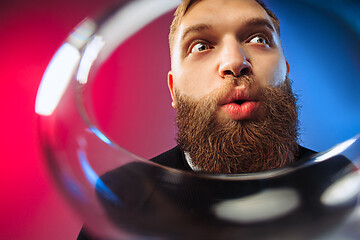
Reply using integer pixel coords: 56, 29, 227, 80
286, 60, 290, 74
167, 71, 176, 109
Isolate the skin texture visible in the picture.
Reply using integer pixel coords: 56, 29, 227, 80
168, 0, 290, 122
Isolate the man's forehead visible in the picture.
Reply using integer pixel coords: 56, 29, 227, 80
185, 0, 263, 13
178, 0, 273, 35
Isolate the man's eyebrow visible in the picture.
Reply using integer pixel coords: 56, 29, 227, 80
244, 18, 275, 32
181, 18, 275, 41
181, 24, 212, 41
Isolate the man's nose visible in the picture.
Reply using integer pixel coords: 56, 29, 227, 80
218, 40, 252, 78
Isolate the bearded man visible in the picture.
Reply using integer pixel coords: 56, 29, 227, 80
152, 0, 315, 174
77, 0, 323, 239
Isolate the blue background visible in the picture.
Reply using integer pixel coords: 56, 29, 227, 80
267, 0, 360, 151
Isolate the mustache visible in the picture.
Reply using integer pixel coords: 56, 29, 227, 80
224, 73, 255, 88
175, 73, 265, 107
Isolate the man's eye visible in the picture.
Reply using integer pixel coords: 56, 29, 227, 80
190, 42, 210, 53
249, 36, 268, 45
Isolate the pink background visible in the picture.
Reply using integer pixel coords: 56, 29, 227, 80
0, 0, 148, 239
89, 9, 176, 160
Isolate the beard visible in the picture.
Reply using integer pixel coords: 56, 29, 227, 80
175, 76, 300, 174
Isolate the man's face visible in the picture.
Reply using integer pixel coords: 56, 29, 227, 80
167, 0, 298, 174
168, 0, 289, 123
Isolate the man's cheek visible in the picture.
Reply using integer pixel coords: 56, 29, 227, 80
257, 68, 284, 87
267, 59, 287, 86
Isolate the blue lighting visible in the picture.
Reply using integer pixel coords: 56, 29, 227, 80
89, 126, 113, 146
78, 149, 122, 205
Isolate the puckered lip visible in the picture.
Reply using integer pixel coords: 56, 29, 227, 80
219, 86, 259, 106
218, 86, 262, 120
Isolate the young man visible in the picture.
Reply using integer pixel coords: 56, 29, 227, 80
152, 0, 315, 174
78, 1, 325, 239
